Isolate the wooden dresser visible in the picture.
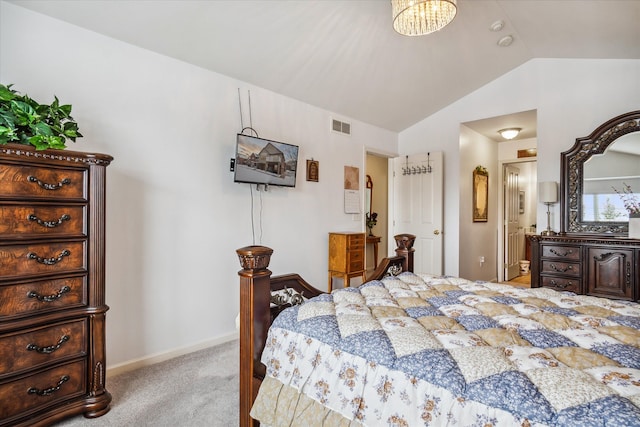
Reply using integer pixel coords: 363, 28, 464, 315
328, 232, 366, 292
531, 235, 639, 302
0, 144, 112, 426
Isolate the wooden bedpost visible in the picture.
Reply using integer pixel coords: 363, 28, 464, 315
394, 234, 416, 272
236, 245, 273, 427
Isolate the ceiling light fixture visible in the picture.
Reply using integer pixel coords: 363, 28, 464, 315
498, 128, 521, 140
392, 0, 458, 36
497, 35, 514, 47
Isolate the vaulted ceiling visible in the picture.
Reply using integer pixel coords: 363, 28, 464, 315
9, 0, 640, 136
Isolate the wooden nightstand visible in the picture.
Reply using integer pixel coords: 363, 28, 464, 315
328, 232, 366, 292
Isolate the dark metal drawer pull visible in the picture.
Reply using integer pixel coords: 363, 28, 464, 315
27, 175, 71, 191
27, 249, 71, 265
550, 264, 573, 273
550, 248, 573, 257
28, 213, 71, 228
27, 335, 70, 354
27, 375, 70, 396
549, 279, 571, 289
27, 285, 71, 302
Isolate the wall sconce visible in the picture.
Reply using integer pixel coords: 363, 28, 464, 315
539, 181, 558, 236
498, 128, 521, 140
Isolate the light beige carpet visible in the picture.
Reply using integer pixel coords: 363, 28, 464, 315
53, 340, 239, 426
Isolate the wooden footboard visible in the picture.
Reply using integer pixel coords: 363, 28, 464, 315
236, 234, 415, 427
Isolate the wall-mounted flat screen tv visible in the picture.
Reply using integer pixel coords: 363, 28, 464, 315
234, 134, 299, 188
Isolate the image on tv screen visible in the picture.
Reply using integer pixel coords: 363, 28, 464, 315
234, 134, 299, 187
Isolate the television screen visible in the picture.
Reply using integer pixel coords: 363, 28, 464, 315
234, 134, 299, 188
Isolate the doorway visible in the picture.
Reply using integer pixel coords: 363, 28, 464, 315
365, 153, 389, 274
499, 159, 537, 284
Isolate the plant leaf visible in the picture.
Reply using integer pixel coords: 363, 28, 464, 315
32, 121, 54, 136
0, 85, 16, 102
59, 103, 72, 117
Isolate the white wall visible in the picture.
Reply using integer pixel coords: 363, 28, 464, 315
458, 126, 498, 281
400, 58, 640, 276
0, 2, 398, 368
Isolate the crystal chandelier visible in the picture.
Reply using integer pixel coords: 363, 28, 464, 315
391, 0, 458, 36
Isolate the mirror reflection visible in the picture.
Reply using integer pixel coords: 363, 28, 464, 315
582, 132, 640, 222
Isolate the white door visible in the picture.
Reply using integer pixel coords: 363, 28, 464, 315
504, 164, 520, 280
392, 152, 444, 275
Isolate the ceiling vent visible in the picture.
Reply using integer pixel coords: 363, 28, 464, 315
332, 118, 351, 135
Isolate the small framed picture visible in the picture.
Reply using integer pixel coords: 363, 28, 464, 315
472, 168, 488, 222
519, 191, 525, 214
306, 159, 319, 182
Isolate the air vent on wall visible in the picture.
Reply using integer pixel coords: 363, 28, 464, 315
332, 118, 351, 135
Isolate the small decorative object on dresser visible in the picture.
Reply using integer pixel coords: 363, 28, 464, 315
630, 213, 640, 239
0, 84, 82, 151
0, 143, 112, 426
613, 182, 640, 239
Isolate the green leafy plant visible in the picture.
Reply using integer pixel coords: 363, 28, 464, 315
0, 83, 82, 150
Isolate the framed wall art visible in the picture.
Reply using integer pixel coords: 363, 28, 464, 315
306, 159, 319, 182
473, 166, 488, 222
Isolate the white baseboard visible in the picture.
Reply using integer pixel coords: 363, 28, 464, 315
106, 331, 239, 378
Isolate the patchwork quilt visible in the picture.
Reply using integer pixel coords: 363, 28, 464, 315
257, 272, 640, 426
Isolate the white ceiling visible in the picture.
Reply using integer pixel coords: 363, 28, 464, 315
9, 0, 640, 139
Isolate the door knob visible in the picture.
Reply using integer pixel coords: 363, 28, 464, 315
433, 230, 440, 235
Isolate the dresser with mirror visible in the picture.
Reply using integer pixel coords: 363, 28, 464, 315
530, 110, 640, 302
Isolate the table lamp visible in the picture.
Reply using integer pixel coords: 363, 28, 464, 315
539, 181, 558, 236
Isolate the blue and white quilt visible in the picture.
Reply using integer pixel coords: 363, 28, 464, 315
258, 272, 640, 426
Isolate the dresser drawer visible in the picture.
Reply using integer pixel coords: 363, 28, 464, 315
0, 241, 86, 280
541, 276, 580, 293
0, 319, 87, 377
0, 164, 85, 200
0, 205, 85, 238
541, 244, 581, 261
541, 260, 581, 277
348, 234, 365, 248
0, 359, 86, 421
0, 276, 86, 319
349, 260, 364, 272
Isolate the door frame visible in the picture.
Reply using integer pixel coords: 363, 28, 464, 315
364, 146, 397, 259
496, 158, 536, 282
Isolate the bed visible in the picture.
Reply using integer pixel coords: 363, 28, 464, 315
236, 235, 640, 426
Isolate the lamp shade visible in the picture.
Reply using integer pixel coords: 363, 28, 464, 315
538, 181, 558, 203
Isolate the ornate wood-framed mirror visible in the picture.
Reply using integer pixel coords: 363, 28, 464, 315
560, 110, 640, 236
365, 174, 373, 216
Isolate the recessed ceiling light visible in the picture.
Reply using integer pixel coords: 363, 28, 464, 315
490, 20, 504, 32
497, 35, 514, 47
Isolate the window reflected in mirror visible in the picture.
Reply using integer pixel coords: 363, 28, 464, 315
582, 132, 640, 222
